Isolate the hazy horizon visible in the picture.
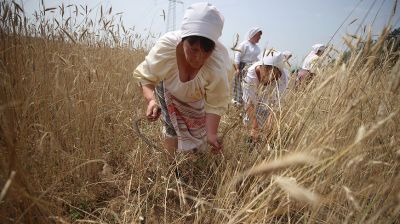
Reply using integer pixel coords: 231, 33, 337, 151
23, 0, 399, 66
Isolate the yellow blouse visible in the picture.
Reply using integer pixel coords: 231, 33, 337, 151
133, 31, 230, 116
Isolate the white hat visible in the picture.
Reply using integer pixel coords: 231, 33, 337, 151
312, 44, 326, 53
246, 27, 262, 40
180, 2, 224, 43
262, 51, 285, 73
282, 51, 293, 58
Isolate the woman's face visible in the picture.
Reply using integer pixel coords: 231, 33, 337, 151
316, 49, 324, 56
259, 65, 282, 85
182, 40, 213, 69
250, 31, 262, 44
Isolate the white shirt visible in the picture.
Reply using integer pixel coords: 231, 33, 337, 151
302, 51, 320, 72
233, 40, 261, 64
133, 31, 231, 116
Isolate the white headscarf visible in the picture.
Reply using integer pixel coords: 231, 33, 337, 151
262, 51, 285, 75
246, 27, 262, 40
312, 43, 326, 53
282, 51, 293, 58
180, 2, 224, 43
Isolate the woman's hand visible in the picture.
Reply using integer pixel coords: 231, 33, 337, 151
141, 84, 160, 122
146, 99, 161, 121
250, 127, 259, 142
208, 134, 222, 154
235, 69, 240, 76
205, 113, 222, 154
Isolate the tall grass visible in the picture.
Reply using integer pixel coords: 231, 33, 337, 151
1, 1, 399, 223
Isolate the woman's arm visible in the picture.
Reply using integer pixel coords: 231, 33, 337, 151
141, 84, 160, 121
233, 63, 241, 74
132, 33, 178, 121
246, 103, 259, 140
206, 113, 221, 152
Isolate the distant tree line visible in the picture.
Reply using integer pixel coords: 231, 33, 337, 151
339, 26, 400, 65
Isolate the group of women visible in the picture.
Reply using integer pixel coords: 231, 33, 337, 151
132, 2, 326, 157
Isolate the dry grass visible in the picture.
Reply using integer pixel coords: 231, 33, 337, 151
1, 1, 399, 223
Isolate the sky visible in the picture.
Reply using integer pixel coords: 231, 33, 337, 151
22, 0, 399, 66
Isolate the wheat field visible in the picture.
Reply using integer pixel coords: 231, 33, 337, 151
0, 2, 399, 224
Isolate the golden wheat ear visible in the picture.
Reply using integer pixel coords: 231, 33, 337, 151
230, 153, 318, 185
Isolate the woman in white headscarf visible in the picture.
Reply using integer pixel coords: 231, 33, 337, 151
133, 2, 230, 156
296, 44, 326, 87
242, 51, 288, 142
232, 27, 262, 106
